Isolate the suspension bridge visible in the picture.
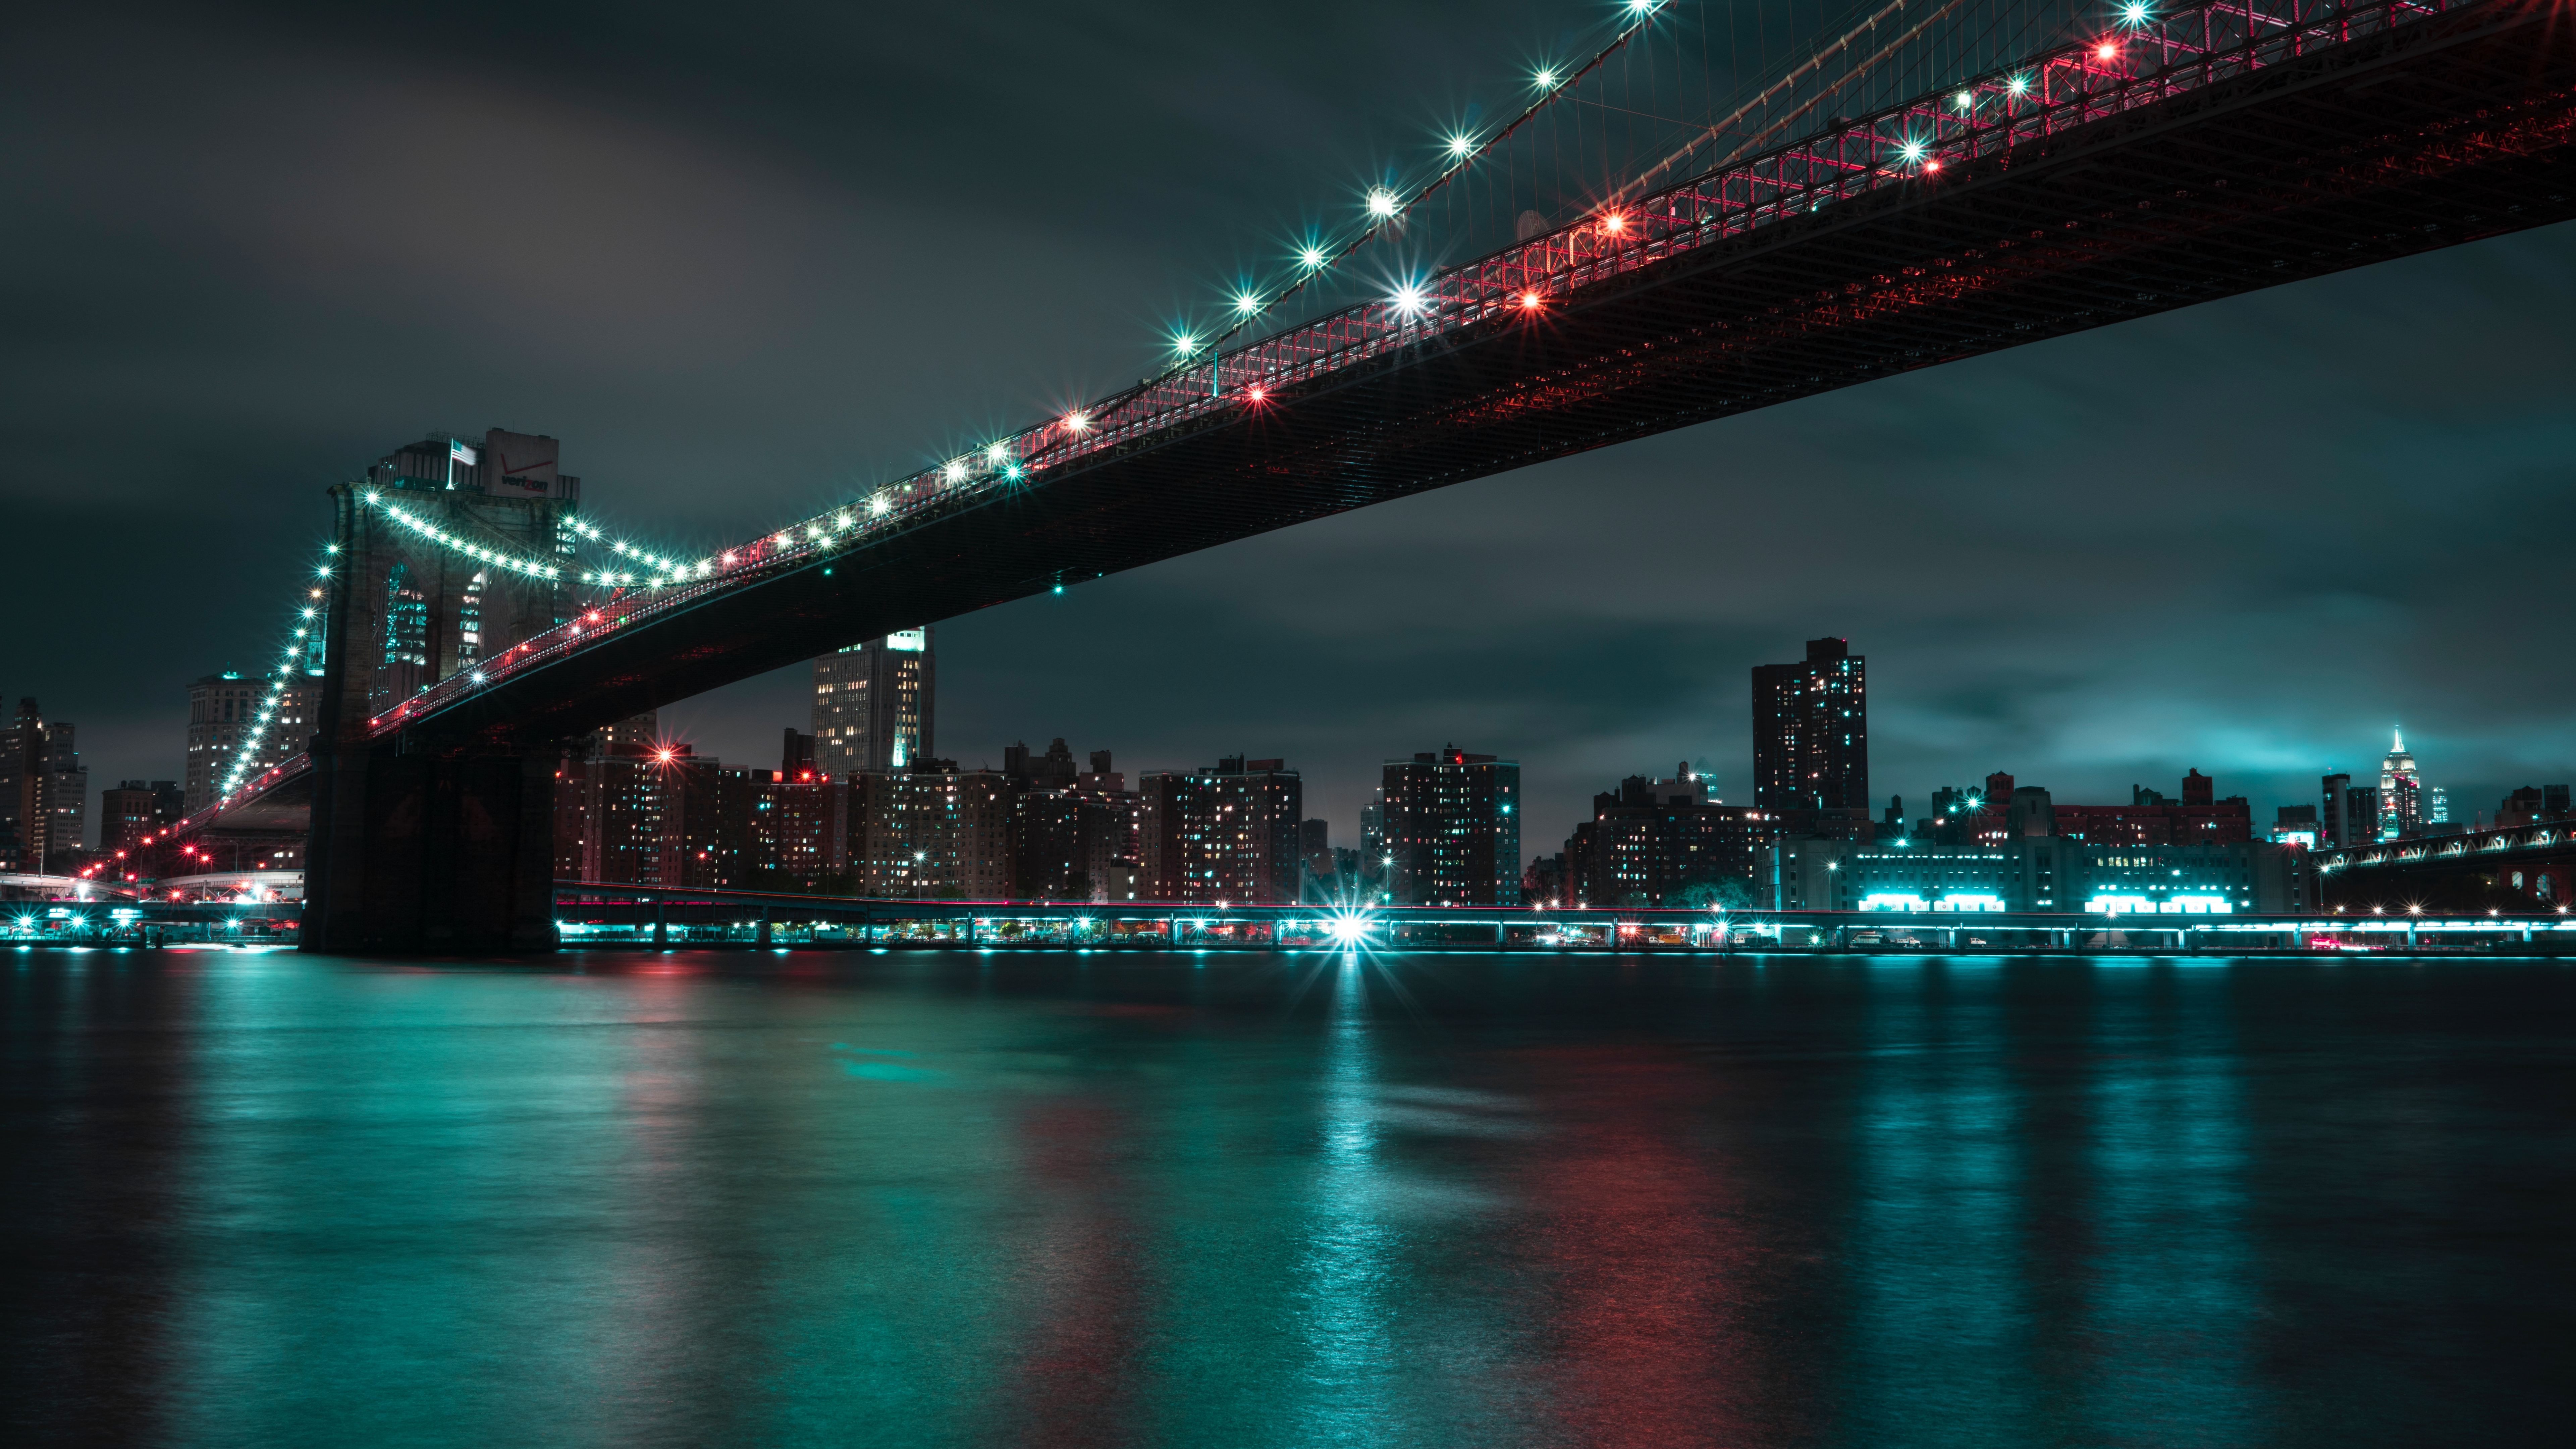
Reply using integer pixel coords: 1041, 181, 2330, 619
139, 0, 2576, 950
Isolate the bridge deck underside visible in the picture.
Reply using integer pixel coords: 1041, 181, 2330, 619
390, 4, 2572, 746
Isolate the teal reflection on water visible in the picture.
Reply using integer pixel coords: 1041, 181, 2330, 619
1, 948, 2565, 1448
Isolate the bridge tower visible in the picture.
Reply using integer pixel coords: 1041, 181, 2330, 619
302, 431, 582, 953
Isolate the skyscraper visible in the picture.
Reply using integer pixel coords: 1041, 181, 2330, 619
2379, 729, 2420, 841
811, 629, 933, 775
1, 700, 86, 871
1752, 637, 1868, 818
1380, 746, 1521, 906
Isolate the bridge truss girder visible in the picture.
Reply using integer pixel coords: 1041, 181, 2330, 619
388, 0, 2574, 752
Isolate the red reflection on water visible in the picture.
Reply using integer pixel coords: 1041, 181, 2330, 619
997, 1101, 1148, 1448
1518, 1047, 1775, 1448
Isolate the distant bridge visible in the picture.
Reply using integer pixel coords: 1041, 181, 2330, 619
2318, 819, 2575, 911
157, 0, 2576, 950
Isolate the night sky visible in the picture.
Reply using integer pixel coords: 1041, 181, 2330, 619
8, 1, 2572, 851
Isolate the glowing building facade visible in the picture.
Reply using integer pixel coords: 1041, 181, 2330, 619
2379, 730, 2421, 841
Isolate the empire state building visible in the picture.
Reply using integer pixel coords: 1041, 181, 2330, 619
2378, 729, 2421, 841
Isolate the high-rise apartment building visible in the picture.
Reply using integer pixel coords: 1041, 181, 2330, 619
1380, 746, 1521, 906
1563, 768, 1761, 907
1005, 743, 1137, 902
1014, 787, 1142, 902
554, 742, 674, 887
812, 629, 933, 774
849, 764, 1014, 898
1141, 757, 1303, 904
2, 700, 88, 870
2379, 730, 2421, 840
1752, 637, 1868, 818
185, 672, 319, 812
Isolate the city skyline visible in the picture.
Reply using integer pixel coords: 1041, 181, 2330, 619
1, 628, 2557, 860
3, 7, 2570, 1445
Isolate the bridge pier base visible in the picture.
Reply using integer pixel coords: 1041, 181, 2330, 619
302, 743, 559, 955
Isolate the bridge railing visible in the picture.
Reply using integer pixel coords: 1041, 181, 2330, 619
309, 0, 2477, 752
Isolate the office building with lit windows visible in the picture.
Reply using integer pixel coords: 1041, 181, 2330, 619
1380, 746, 1520, 906
812, 629, 933, 774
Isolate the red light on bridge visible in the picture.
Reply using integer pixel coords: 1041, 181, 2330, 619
2096, 41, 2118, 60
1601, 212, 1627, 234
1518, 291, 1544, 310
1925, 158, 1942, 172
1245, 385, 1268, 403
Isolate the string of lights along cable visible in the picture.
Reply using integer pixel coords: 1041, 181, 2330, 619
571, 0, 2153, 595
374, 494, 708, 590
215, 544, 340, 799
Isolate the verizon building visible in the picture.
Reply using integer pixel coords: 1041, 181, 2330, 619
810, 628, 934, 775
1752, 637, 1868, 819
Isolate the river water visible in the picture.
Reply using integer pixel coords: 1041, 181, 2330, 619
3, 948, 2568, 1448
